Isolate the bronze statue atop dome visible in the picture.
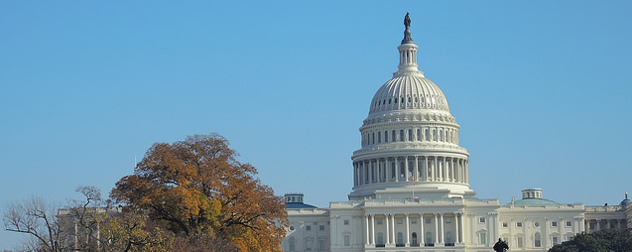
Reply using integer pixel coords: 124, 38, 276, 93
402, 12, 414, 44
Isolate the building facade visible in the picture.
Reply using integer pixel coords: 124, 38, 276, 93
283, 14, 631, 252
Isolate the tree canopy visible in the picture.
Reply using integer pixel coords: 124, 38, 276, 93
549, 228, 632, 252
111, 133, 287, 251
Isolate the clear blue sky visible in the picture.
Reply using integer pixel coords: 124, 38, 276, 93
1, 1, 631, 249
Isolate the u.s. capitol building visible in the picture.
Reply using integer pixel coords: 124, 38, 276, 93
282, 14, 631, 252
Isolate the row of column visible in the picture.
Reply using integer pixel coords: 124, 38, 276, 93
363, 127, 459, 147
353, 156, 468, 186
585, 219, 627, 232
363, 212, 465, 247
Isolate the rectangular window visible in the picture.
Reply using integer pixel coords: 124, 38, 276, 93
517, 237, 523, 248
411, 218, 417, 224
479, 217, 486, 223
319, 225, 325, 231
426, 218, 431, 224
480, 233, 486, 244
397, 218, 403, 224
344, 234, 350, 246
377, 218, 383, 225
306, 240, 312, 251
306, 225, 311, 231
319, 238, 326, 250
516, 222, 522, 228
553, 236, 559, 246
566, 221, 572, 227
552, 221, 557, 227
344, 220, 349, 225
502, 222, 508, 228
445, 218, 452, 224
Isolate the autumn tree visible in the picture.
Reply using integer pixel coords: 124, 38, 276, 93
111, 133, 288, 251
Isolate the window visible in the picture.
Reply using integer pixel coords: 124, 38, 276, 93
377, 218, 383, 225
378, 132, 381, 143
480, 232, 487, 244
534, 222, 540, 227
479, 217, 486, 223
553, 236, 559, 246
408, 129, 413, 141
306, 225, 311, 231
343, 234, 350, 246
319, 225, 325, 231
426, 218, 432, 224
372, 133, 375, 144
397, 218, 403, 224
385, 131, 388, 142
344, 220, 349, 225
411, 218, 417, 224
397, 232, 403, 245
445, 218, 452, 224
566, 221, 572, 227
426, 232, 433, 244
377, 233, 384, 244
400, 130, 404, 141
392, 131, 396, 142
552, 221, 557, 227
534, 233, 541, 247
502, 222, 508, 228
306, 239, 312, 251
289, 237, 296, 251
411, 232, 418, 245
417, 129, 421, 141
445, 232, 453, 244
318, 238, 326, 250
517, 237, 523, 248
516, 222, 522, 228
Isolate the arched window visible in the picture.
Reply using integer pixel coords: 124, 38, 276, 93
411, 232, 418, 245
372, 132, 375, 144
417, 129, 421, 141
305, 238, 313, 251
400, 162, 405, 178
439, 129, 443, 141
289, 237, 296, 251
425, 129, 429, 141
433, 129, 437, 141
391, 162, 396, 179
408, 129, 413, 141
392, 130, 396, 142
400, 130, 404, 141
534, 233, 541, 247
385, 131, 388, 142
378, 131, 381, 143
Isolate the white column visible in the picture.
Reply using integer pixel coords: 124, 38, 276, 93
391, 214, 396, 246
414, 156, 419, 182
439, 213, 445, 245
405, 156, 409, 181
365, 214, 370, 245
455, 213, 460, 244
445, 158, 450, 182
420, 213, 425, 246
371, 214, 375, 245
434, 213, 439, 245
395, 158, 399, 182
405, 214, 410, 246
385, 214, 391, 245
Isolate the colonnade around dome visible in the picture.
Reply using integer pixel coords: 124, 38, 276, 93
352, 155, 469, 187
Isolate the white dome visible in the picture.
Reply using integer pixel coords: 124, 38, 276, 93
369, 75, 450, 116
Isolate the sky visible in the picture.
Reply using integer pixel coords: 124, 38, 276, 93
1, 1, 631, 249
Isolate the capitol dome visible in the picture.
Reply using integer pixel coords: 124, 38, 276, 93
349, 13, 472, 200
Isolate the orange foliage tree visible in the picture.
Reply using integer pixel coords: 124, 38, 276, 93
111, 133, 287, 251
